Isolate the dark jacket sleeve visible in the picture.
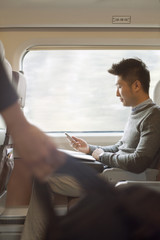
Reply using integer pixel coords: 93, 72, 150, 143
0, 59, 18, 112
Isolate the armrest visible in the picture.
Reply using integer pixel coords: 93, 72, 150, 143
115, 180, 160, 192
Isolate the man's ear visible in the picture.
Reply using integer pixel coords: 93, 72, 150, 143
132, 80, 141, 92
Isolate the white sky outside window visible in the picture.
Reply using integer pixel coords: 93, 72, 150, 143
22, 49, 160, 132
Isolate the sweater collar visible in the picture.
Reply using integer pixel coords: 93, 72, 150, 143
132, 98, 153, 112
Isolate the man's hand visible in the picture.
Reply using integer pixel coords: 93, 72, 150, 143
13, 124, 66, 180
2, 102, 65, 181
67, 136, 90, 154
92, 148, 104, 161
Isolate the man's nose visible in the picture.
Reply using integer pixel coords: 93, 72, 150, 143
116, 88, 120, 97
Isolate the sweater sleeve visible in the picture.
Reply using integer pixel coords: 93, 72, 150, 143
100, 110, 160, 173
0, 59, 18, 112
89, 140, 122, 154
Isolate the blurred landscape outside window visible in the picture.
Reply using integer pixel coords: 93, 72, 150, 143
20, 49, 160, 132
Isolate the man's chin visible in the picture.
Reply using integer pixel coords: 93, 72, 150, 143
120, 99, 129, 107
123, 103, 131, 107
122, 101, 128, 107
121, 100, 125, 106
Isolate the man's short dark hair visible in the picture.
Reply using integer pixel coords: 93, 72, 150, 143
108, 58, 150, 93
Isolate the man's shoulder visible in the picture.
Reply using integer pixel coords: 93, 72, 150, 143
150, 103, 160, 114
146, 104, 160, 121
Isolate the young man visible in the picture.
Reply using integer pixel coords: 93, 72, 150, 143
70, 58, 160, 175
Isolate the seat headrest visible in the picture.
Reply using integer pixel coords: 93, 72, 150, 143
3, 59, 12, 83
153, 80, 160, 106
0, 41, 12, 82
12, 71, 26, 108
0, 40, 26, 107
0, 40, 5, 61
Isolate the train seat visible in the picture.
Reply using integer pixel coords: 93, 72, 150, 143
0, 69, 28, 240
153, 79, 160, 105
0, 41, 5, 61
115, 180, 160, 192
102, 167, 159, 185
12, 71, 26, 108
0, 58, 13, 216
0, 43, 13, 217
153, 79, 160, 180
0, 41, 12, 82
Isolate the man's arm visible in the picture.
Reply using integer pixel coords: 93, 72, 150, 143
0, 58, 65, 180
89, 141, 122, 155
99, 111, 160, 173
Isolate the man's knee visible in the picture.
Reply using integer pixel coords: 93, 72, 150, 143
48, 175, 82, 197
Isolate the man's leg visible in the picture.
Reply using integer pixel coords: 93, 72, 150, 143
21, 182, 49, 240
21, 175, 82, 240
48, 174, 82, 197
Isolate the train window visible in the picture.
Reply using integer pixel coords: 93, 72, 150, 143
23, 49, 160, 132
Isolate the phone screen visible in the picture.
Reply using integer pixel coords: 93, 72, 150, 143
65, 132, 73, 142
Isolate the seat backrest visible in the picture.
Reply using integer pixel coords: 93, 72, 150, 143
153, 80, 160, 105
0, 42, 13, 214
0, 70, 27, 215
0, 41, 5, 61
0, 41, 27, 214
152, 80, 160, 180
0, 41, 12, 83
12, 71, 26, 108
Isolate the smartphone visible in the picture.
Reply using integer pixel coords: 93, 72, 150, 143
65, 132, 74, 142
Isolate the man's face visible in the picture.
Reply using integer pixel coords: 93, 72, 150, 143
115, 76, 137, 107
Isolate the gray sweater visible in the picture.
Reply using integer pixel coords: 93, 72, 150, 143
89, 99, 160, 173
